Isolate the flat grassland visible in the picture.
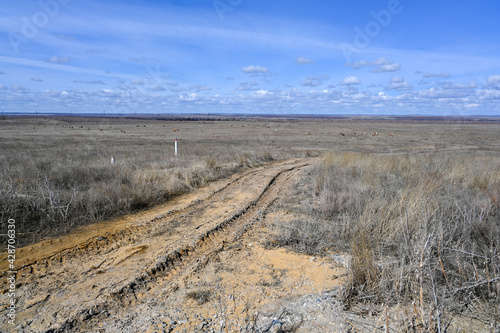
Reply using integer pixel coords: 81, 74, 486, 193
6, 116, 494, 246
1, 116, 499, 331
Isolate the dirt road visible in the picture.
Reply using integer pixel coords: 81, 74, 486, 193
1, 158, 349, 332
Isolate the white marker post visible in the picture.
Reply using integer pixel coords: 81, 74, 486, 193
111, 156, 115, 164
174, 136, 178, 156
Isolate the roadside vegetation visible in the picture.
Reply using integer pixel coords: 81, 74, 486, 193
0, 118, 284, 247
0, 147, 275, 246
272, 151, 500, 330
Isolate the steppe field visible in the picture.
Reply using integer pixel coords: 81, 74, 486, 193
1, 116, 499, 332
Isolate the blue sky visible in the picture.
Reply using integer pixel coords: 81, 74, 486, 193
1, 0, 500, 115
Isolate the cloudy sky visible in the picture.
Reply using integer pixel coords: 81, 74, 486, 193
1, 0, 500, 115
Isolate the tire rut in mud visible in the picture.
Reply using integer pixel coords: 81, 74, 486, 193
1, 159, 311, 332
47, 163, 308, 333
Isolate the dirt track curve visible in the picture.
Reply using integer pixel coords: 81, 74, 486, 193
1, 158, 350, 332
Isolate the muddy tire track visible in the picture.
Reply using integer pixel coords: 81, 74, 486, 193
0, 158, 312, 332
0, 162, 269, 275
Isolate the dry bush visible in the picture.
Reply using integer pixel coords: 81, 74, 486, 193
185, 290, 212, 305
268, 218, 336, 255
274, 151, 500, 328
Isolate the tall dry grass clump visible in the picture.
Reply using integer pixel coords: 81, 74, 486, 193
277, 151, 500, 328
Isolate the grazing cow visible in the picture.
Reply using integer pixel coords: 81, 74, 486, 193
339, 132, 345, 136
389, 133, 394, 136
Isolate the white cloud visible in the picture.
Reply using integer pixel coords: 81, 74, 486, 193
377, 92, 392, 100
117, 84, 137, 91
351, 92, 371, 100
190, 84, 212, 92
487, 75, 500, 89
340, 76, 361, 86
347, 57, 401, 73
347, 57, 389, 69
296, 57, 315, 65
31, 76, 43, 82
11, 85, 29, 92
301, 75, 329, 87
385, 77, 413, 91
342, 87, 359, 95
477, 89, 500, 100
372, 63, 401, 73
423, 72, 450, 78
347, 60, 370, 69
438, 81, 477, 89
0, 83, 495, 116
251, 90, 274, 98
180, 93, 199, 101
237, 81, 259, 91
46, 56, 70, 64
131, 79, 145, 85
150, 84, 166, 91
241, 65, 269, 74
418, 87, 470, 99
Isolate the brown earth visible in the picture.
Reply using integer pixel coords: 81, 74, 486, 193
0, 158, 353, 332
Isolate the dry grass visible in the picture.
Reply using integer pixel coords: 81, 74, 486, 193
2, 116, 500, 329
273, 151, 500, 329
0, 117, 292, 246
